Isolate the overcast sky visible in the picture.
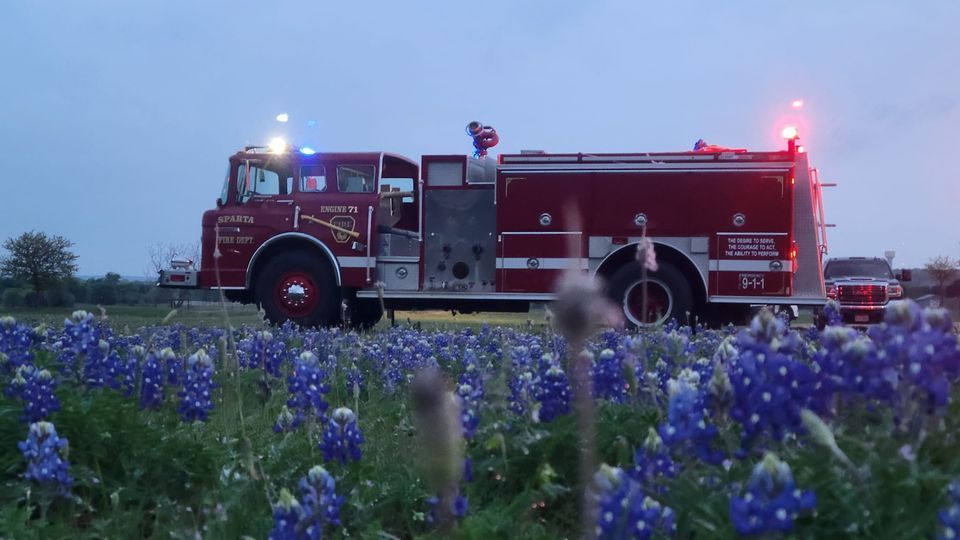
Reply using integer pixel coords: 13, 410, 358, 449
1, 0, 957, 276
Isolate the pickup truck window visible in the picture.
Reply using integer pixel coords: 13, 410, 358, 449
824, 260, 893, 279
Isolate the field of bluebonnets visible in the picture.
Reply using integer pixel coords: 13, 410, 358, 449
2, 298, 960, 539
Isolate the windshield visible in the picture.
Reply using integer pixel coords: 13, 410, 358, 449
236, 159, 293, 203
824, 259, 894, 279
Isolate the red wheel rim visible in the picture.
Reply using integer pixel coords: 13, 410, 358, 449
274, 271, 320, 318
623, 279, 672, 326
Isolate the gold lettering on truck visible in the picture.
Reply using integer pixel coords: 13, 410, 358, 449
218, 236, 254, 244
218, 215, 255, 224
318, 205, 358, 214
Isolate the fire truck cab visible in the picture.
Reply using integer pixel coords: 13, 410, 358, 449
159, 128, 830, 328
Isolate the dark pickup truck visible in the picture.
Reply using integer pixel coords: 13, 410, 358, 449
823, 257, 911, 324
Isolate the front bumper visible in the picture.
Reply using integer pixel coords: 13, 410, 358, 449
157, 269, 199, 288
838, 304, 887, 324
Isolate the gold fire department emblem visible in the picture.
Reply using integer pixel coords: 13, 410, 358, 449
330, 216, 356, 243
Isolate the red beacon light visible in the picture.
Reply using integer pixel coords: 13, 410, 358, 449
781, 126, 800, 153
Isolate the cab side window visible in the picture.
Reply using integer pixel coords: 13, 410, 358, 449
300, 165, 327, 193
337, 165, 376, 193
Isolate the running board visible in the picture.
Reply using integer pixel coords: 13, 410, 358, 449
356, 290, 556, 301
708, 295, 827, 306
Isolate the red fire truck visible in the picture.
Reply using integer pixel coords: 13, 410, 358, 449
159, 124, 830, 328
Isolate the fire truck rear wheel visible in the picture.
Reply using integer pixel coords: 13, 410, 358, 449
608, 260, 692, 328
256, 253, 339, 328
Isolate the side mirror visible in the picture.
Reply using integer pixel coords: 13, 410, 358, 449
896, 269, 912, 282
216, 198, 224, 208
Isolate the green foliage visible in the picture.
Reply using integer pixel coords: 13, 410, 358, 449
2, 319, 960, 538
2, 288, 28, 309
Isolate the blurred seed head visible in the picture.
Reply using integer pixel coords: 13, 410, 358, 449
550, 270, 622, 345
411, 369, 464, 500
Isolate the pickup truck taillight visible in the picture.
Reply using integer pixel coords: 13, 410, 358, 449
887, 284, 903, 298
826, 284, 837, 299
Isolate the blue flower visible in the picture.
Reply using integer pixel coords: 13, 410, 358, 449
139, 349, 167, 410
728, 311, 820, 450
631, 428, 677, 494
319, 407, 364, 464
457, 383, 481, 439
593, 465, 676, 539
346, 363, 365, 395
729, 453, 816, 536
298, 465, 344, 535
936, 479, 960, 540
238, 330, 288, 377
7, 365, 60, 423
274, 405, 298, 433
18, 421, 73, 496
286, 351, 330, 429
658, 375, 724, 464
593, 348, 628, 403
0, 316, 36, 372
533, 355, 570, 424
176, 349, 216, 422
268, 488, 303, 540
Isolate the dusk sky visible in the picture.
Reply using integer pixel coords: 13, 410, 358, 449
1, 1, 957, 276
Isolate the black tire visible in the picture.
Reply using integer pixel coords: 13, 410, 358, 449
608, 260, 693, 328
255, 252, 339, 327
347, 298, 383, 330
224, 290, 255, 305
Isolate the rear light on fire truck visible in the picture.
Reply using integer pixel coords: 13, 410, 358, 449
887, 284, 903, 298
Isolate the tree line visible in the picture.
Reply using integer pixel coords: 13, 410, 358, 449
0, 231, 217, 309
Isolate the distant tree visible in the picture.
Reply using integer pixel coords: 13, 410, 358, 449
0, 231, 79, 306
90, 273, 122, 306
924, 256, 959, 302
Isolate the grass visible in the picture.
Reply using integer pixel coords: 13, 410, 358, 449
2, 303, 549, 332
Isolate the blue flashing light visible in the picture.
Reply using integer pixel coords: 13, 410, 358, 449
299, 146, 317, 155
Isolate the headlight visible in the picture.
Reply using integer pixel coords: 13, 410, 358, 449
826, 284, 837, 299
888, 284, 903, 298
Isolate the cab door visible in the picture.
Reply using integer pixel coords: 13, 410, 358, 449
295, 160, 380, 287
214, 159, 295, 284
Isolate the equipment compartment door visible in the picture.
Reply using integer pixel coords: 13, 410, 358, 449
499, 232, 583, 293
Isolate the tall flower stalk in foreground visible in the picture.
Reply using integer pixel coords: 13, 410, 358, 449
551, 268, 623, 538
411, 368, 465, 531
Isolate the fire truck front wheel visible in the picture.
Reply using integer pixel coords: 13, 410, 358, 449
255, 253, 339, 327
608, 261, 692, 328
